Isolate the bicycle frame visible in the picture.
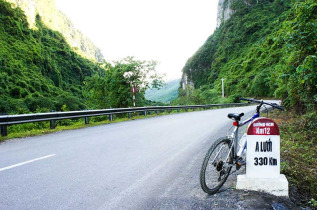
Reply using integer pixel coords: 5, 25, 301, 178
230, 112, 260, 159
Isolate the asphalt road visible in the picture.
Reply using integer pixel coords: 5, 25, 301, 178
0, 105, 296, 209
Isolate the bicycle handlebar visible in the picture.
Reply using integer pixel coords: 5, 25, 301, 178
239, 98, 285, 111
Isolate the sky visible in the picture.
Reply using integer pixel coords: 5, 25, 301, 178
55, 0, 219, 81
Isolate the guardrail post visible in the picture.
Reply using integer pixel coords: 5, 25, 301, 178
50, 110, 56, 129
1, 125, 7, 137
177, 109, 180, 112
0, 113, 7, 137
84, 109, 89, 124
144, 111, 147, 116
156, 110, 158, 115
109, 107, 113, 121
128, 112, 132, 118
185, 108, 188, 112
85, 116, 89, 124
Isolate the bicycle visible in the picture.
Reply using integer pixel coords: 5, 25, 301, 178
199, 98, 284, 194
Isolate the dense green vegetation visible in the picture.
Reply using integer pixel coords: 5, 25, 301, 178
0, 0, 105, 114
180, 0, 316, 113
272, 111, 317, 206
84, 57, 164, 109
145, 79, 180, 104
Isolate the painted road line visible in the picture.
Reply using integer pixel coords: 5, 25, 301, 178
0, 154, 56, 172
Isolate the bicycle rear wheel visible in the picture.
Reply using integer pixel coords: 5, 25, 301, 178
200, 137, 233, 194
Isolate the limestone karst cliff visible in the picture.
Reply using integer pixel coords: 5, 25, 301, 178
5, 0, 104, 62
182, 0, 234, 89
217, 0, 233, 27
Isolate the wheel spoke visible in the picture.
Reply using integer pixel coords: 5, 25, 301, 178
210, 144, 226, 165
200, 138, 232, 194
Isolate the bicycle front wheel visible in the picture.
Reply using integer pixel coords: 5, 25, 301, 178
200, 137, 233, 194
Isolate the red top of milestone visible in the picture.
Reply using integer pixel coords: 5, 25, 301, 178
247, 118, 280, 135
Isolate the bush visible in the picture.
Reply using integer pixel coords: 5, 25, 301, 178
273, 111, 317, 205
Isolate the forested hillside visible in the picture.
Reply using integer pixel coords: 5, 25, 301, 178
0, 0, 104, 113
5, 0, 104, 62
145, 79, 180, 103
181, 0, 316, 113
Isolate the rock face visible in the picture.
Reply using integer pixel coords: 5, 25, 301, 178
181, 0, 235, 89
217, 0, 233, 27
6, 0, 104, 62
181, 73, 194, 90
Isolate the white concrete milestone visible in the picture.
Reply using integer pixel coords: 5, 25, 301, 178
236, 118, 289, 197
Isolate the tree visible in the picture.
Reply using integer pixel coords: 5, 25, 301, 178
84, 57, 164, 109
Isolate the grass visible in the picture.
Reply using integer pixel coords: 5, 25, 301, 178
271, 110, 317, 207
0, 109, 199, 142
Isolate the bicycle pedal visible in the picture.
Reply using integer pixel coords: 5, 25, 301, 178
235, 157, 245, 170
236, 160, 246, 166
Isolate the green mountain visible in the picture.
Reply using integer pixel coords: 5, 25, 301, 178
0, 0, 103, 113
5, 0, 104, 62
145, 79, 180, 103
181, 0, 316, 111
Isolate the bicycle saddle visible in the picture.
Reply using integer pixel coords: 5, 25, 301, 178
227, 113, 244, 121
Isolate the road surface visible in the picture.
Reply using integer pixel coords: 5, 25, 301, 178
0, 105, 296, 209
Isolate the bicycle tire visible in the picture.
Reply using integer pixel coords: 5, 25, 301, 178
200, 137, 233, 194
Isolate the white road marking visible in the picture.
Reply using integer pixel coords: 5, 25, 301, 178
0, 154, 56, 172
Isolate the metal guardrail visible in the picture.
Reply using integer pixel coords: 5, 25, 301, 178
0, 103, 251, 137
